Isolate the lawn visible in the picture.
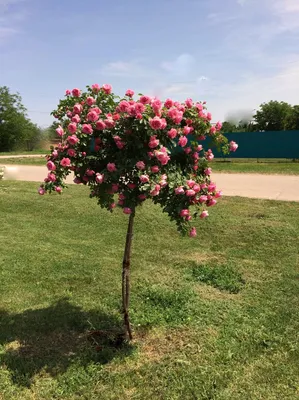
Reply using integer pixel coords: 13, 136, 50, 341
211, 160, 299, 175
0, 181, 299, 399
1, 156, 299, 175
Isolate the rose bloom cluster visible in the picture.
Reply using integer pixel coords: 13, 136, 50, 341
38, 84, 238, 237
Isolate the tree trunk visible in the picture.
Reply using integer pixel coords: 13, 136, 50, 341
122, 208, 135, 340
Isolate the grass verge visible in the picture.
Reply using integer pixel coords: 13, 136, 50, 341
0, 181, 299, 399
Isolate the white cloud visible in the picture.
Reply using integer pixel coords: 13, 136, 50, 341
237, 0, 247, 6
208, 58, 299, 121
0, 0, 28, 43
161, 54, 195, 77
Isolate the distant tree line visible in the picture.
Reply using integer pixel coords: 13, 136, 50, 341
221, 101, 299, 133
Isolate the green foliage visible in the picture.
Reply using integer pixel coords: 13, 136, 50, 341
0, 86, 41, 152
254, 100, 293, 131
190, 262, 245, 293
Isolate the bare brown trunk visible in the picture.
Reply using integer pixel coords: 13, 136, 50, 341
122, 208, 135, 340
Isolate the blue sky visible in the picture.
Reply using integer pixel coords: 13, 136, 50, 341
1, 0, 299, 127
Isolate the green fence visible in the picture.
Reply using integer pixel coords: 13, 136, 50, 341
210, 131, 299, 159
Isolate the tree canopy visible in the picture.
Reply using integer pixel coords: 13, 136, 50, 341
0, 86, 41, 151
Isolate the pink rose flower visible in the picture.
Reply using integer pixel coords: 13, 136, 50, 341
139, 95, 151, 104
149, 116, 163, 130
73, 103, 83, 114
67, 148, 76, 157
52, 150, 58, 158
151, 165, 159, 173
178, 136, 188, 147
167, 128, 177, 139
82, 124, 93, 134
73, 177, 82, 184
148, 136, 159, 149
208, 183, 216, 192
96, 120, 106, 130
175, 187, 185, 195
47, 172, 56, 182
72, 88, 81, 97
186, 189, 196, 197
87, 110, 99, 122
136, 161, 145, 170
187, 179, 195, 188
207, 199, 217, 207
118, 100, 130, 113
215, 121, 222, 131
72, 115, 80, 124
199, 195, 208, 204
102, 84, 112, 94
185, 98, 193, 108
204, 167, 212, 176
86, 96, 96, 106
155, 148, 170, 165
200, 210, 209, 219
135, 102, 146, 114
128, 183, 136, 189
184, 147, 192, 154
65, 89, 71, 96
96, 173, 104, 183
229, 141, 238, 152
140, 174, 149, 183
104, 118, 115, 128
107, 163, 117, 172
210, 126, 216, 134
55, 186, 62, 193
207, 112, 212, 121
138, 194, 147, 201
67, 135, 79, 145
180, 209, 189, 217
164, 98, 174, 109
47, 161, 56, 171
193, 184, 200, 193
111, 183, 119, 193
189, 227, 197, 237
183, 126, 192, 135
91, 83, 101, 92
93, 107, 102, 115
86, 169, 95, 177
123, 207, 132, 215
196, 145, 203, 151
109, 202, 116, 209
215, 190, 222, 198
196, 103, 203, 111
38, 187, 45, 195
125, 89, 134, 97
68, 122, 77, 134
60, 158, 71, 168
56, 125, 64, 137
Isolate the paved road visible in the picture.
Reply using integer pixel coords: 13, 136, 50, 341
1, 164, 299, 202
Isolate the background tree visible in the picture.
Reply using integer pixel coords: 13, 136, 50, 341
284, 105, 299, 130
0, 86, 40, 151
253, 101, 292, 131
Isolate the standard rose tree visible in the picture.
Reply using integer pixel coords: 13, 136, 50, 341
38, 84, 238, 339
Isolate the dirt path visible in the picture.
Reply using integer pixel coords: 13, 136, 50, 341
1, 164, 299, 202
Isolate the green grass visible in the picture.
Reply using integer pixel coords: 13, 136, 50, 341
211, 160, 299, 175
0, 156, 46, 166
0, 150, 47, 156
0, 181, 299, 399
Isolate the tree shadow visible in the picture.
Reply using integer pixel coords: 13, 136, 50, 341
0, 298, 135, 387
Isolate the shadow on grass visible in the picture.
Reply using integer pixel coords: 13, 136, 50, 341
0, 298, 135, 387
